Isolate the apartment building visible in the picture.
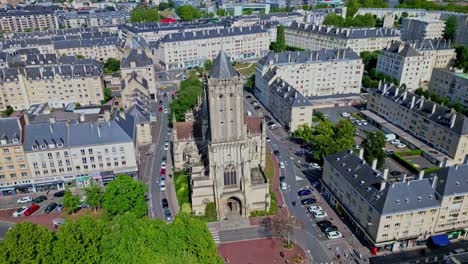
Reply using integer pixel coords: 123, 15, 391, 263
367, 83, 468, 165
376, 39, 455, 90
2, 38, 54, 54
119, 21, 224, 43
0, 55, 104, 110
322, 150, 468, 252
23, 118, 138, 191
155, 25, 271, 70
58, 10, 130, 29
121, 48, 156, 101
401, 17, 445, 41
0, 117, 32, 196
54, 36, 121, 62
285, 22, 401, 53
0, 10, 58, 33
428, 68, 468, 109
255, 49, 363, 108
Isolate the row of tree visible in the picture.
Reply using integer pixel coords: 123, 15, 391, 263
130, 6, 162, 23
454, 45, 468, 73
176, 5, 214, 21
346, 0, 389, 17
360, 51, 399, 89
0, 174, 222, 263
397, 0, 468, 14
323, 13, 376, 28
169, 75, 203, 122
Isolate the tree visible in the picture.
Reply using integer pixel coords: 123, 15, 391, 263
244, 74, 255, 91
323, 13, 345, 27
204, 202, 217, 221
103, 58, 120, 74
362, 131, 386, 168
176, 5, 201, 21
444, 16, 458, 42
63, 188, 80, 214
360, 51, 380, 72
53, 217, 109, 263
101, 87, 112, 105
1, 105, 14, 117
103, 174, 147, 218
84, 182, 103, 213
204, 59, 213, 71
130, 7, 161, 23
0, 222, 55, 264
315, 111, 326, 122
266, 211, 302, 247
454, 45, 468, 73
170, 76, 203, 122
216, 9, 226, 17
276, 25, 286, 51
158, 1, 173, 10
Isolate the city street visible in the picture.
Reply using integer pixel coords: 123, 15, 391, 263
142, 89, 179, 221
243, 91, 370, 263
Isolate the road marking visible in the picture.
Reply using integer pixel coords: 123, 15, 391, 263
209, 228, 221, 244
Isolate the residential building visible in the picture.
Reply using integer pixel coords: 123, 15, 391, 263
2, 38, 54, 54
367, 83, 468, 165
0, 10, 58, 33
0, 116, 31, 196
53, 34, 121, 62
172, 51, 269, 217
23, 118, 138, 191
285, 22, 401, 53
304, 7, 347, 25
376, 39, 455, 90
155, 25, 271, 70
219, 3, 271, 16
58, 10, 130, 28
428, 68, 468, 109
254, 49, 363, 130
125, 103, 153, 147
0, 55, 104, 111
120, 48, 156, 101
401, 17, 445, 41
322, 149, 468, 252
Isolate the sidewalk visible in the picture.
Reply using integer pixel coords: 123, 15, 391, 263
166, 148, 180, 215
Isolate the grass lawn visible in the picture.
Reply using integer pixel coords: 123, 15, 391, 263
65, 208, 106, 221
159, 10, 175, 17
174, 170, 191, 213
250, 150, 277, 217
234, 63, 257, 76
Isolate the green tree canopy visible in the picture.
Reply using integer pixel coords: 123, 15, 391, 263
85, 182, 103, 213
323, 13, 376, 28
454, 45, 468, 73
176, 5, 201, 21
63, 187, 80, 214
170, 76, 203, 122
103, 58, 120, 74
270, 25, 286, 52
443, 16, 458, 42
362, 131, 386, 168
346, 0, 388, 17
130, 7, 161, 23
103, 174, 147, 218
0, 222, 54, 264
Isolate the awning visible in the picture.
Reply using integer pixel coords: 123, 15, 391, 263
428, 234, 450, 247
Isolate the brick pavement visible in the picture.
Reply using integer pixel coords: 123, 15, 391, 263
218, 238, 306, 264
0, 208, 63, 230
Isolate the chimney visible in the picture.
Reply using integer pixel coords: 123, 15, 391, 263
410, 96, 416, 109
49, 116, 55, 124
418, 170, 425, 180
419, 98, 424, 109
97, 124, 101, 138
372, 159, 378, 170
432, 176, 438, 188
80, 114, 85, 123
394, 86, 399, 97
402, 173, 407, 182
383, 169, 389, 180
431, 103, 437, 114
49, 124, 53, 134
103, 110, 110, 122
403, 91, 407, 100
23, 112, 30, 125
450, 113, 457, 129
359, 148, 364, 160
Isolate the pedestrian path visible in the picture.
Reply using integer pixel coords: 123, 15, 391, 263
209, 227, 221, 244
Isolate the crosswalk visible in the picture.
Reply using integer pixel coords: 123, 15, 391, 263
209, 228, 221, 244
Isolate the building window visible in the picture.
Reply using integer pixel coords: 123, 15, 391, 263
3, 149, 9, 153
10, 173, 16, 179
224, 164, 237, 186
88, 149, 93, 155
81, 149, 85, 155
21, 172, 27, 177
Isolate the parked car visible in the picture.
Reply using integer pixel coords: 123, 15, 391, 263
324, 226, 338, 233
45, 202, 57, 214
317, 220, 333, 231
279, 162, 285, 169
162, 198, 169, 209
390, 139, 400, 145
313, 210, 328, 219
164, 141, 169, 150
160, 181, 166, 192
254, 106, 261, 110
17, 196, 32, 204
396, 143, 406, 149
361, 121, 368, 125
312, 181, 321, 188
326, 231, 342, 240
24, 204, 40, 216
160, 168, 166, 176
341, 112, 351, 118
164, 208, 172, 221
162, 155, 167, 162
246, 95, 252, 99
273, 150, 280, 156
56, 204, 64, 212
161, 161, 166, 169
390, 170, 402, 176
269, 124, 278, 129
54, 190, 66, 197
32, 195, 47, 204
159, 106, 163, 112
164, 109, 168, 114
307, 205, 322, 213
298, 189, 312, 196
301, 198, 317, 205
309, 163, 321, 170
280, 181, 287, 191
266, 137, 271, 142
13, 206, 28, 217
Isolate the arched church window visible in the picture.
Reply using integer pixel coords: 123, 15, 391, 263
224, 164, 237, 186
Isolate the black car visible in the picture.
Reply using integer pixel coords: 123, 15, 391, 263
254, 106, 261, 110
32, 195, 48, 204
317, 220, 333, 231
324, 226, 338, 233
164, 208, 172, 221
390, 170, 402, 176
273, 150, 280, 156
279, 176, 285, 182
162, 198, 169, 209
159, 100, 163, 104
162, 155, 167, 162
264, 115, 272, 121
44, 202, 57, 214
267, 121, 275, 126
54, 190, 66, 197
246, 95, 252, 99
300, 198, 317, 205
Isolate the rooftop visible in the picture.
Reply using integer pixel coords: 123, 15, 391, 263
269, 78, 311, 107
0, 118, 21, 146
258, 49, 361, 67
209, 50, 238, 79
287, 22, 400, 39
160, 25, 268, 43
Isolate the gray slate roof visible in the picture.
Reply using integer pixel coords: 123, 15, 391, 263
121, 49, 153, 68
269, 78, 311, 107
258, 49, 360, 67
161, 25, 268, 43
0, 118, 21, 145
325, 151, 441, 215
288, 22, 400, 39
433, 165, 468, 197
209, 50, 238, 79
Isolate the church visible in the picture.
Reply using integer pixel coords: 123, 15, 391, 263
171, 51, 270, 219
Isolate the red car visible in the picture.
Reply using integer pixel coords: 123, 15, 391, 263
160, 168, 166, 176
24, 204, 40, 216
159, 106, 163, 112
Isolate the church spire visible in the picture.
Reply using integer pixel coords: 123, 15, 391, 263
209, 50, 238, 79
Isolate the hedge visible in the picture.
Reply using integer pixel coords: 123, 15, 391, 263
392, 152, 420, 173
396, 149, 423, 157
392, 151, 440, 174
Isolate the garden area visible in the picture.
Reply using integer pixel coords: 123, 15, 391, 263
234, 62, 257, 76
391, 150, 441, 174
250, 150, 278, 217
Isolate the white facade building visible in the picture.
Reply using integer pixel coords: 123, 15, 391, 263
401, 17, 445, 41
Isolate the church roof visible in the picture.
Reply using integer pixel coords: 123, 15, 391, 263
175, 121, 201, 140
209, 50, 238, 79
245, 117, 263, 135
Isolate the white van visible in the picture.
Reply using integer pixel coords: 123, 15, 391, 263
385, 133, 396, 142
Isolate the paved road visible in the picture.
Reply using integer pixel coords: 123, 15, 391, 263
0, 221, 15, 240
146, 92, 178, 221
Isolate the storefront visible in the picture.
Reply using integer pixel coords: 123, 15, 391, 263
76, 175, 91, 188
62, 175, 76, 188
33, 180, 64, 192
15, 184, 34, 194
0, 186, 16, 196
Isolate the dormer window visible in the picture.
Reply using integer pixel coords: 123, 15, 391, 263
40, 145, 47, 150
32, 145, 39, 150
12, 139, 19, 144
57, 143, 63, 148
